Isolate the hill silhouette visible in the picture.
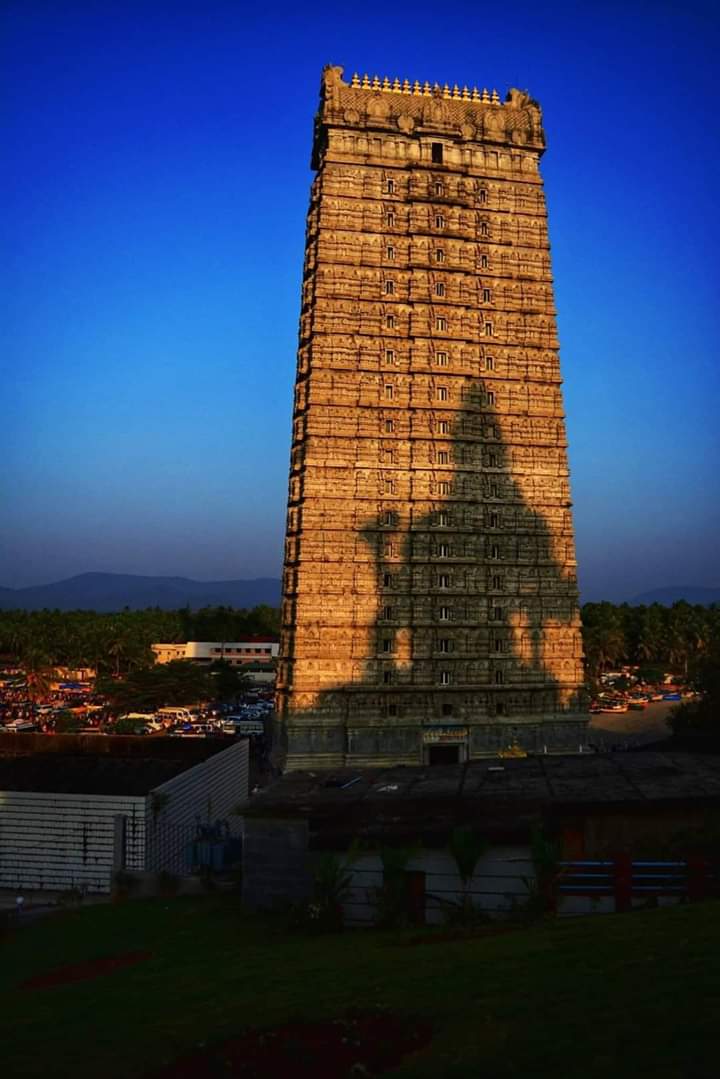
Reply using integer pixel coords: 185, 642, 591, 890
0, 573, 282, 612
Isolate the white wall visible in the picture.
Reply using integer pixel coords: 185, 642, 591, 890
144, 740, 249, 874
0, 790, 146, 894
341, 845, 535, 925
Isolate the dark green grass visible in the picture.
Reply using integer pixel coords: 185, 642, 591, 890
2, 897, 719, 1078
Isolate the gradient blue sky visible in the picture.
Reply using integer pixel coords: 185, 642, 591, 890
2, 0, 718, 601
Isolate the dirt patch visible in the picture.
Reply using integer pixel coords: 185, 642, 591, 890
22, 950, 152, 989
149, 1011, 432, 1078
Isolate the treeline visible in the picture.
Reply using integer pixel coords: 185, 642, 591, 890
1, 601, 717, 683
0, 605, 280, 676
581, 601, 720, 682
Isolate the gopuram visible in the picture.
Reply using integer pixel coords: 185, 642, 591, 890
275, 66, 588, 769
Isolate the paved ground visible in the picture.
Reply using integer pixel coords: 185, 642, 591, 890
588, 700, 676, 749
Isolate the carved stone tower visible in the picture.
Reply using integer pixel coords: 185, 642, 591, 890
275, 66, 587, 769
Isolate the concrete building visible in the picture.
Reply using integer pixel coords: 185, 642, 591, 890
243, 751, 720, 920
276, 66, 587, 769
0, 734, 248, 893
152, 639, 279, 667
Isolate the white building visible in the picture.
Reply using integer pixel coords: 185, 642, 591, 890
0, 736, 249, 893
152, 639, 279, 667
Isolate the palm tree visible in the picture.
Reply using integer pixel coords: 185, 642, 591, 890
24, 647, 55, 703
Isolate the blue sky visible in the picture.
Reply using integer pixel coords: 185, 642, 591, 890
2, 0, 718, 601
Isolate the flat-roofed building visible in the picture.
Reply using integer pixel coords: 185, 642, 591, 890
152, 639, 279, 667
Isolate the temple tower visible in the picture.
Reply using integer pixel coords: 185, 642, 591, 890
275, 66, 587, 769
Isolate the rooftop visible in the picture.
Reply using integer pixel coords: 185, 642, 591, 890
246, 752, 720, 845
0, 733, 234, 796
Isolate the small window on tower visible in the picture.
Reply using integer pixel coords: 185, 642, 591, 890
488, 453, 497, 467
483, 288, 492, 302
387, 178, 395, 194
438, 481, 451, 495
436, 317, 447, 331
382, 638, 393, 653
438, 543, 450, 557
438, 573, 451, 588
386, 314, 396, 328
387, 703, 398, 716
493, 605, 504, 620
479, 188, 488, 204
437, 451, 449, 465
442, 702, 454, 716
438, 420, 450, 435
481, 254, 489, 269
495, 669, 504, 685
384, 510, 395, 525
436, 350, 448, 366
438, 638, 450, 653
486, 355, 494, 370
383, 572, 394, 588
431, 143, 444, 163
486, 390, 495, 405
484, 322, 493, 336
387, 245, 395, 260
383, 670, 392, 684
386, 211, 395, 227
490, 512, 499, 527
385, 280, 395, 295
490, 544, 500, 559
435, 181, 444, 196
495, 701, 505, 715
385, 384, 394, 399
435, 214, 445, 228
435, 282, 446, 297
385, 419, 394, 433
437, 386, 448, 401
382, 605, 393, 619
480, 221, 489, 236
439, 669, 451, 685
438, 510, 450, 526
435, 249, 445, 263
385, 349, 395, 364
439, 605, 451, 620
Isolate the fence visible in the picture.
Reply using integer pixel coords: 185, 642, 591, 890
556, 856, 720, 914
338, 856, 720, 926
342, 859, 532, 926
123, 817, 243, 878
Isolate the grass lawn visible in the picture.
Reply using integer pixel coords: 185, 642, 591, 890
2, 895, 719, 1077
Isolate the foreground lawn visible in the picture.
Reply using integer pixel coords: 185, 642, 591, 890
2, 895, 719, 1077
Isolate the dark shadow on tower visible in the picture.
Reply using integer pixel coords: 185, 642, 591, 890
277, 372, 588, 768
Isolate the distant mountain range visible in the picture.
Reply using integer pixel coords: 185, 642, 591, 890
0, 573, 716, 612
0, 573, 282, 612
629, 586, 720, 606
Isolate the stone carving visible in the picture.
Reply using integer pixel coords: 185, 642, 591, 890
279, 67, 586, 769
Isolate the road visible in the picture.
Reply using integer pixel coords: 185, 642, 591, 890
588, 700, 677, 749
